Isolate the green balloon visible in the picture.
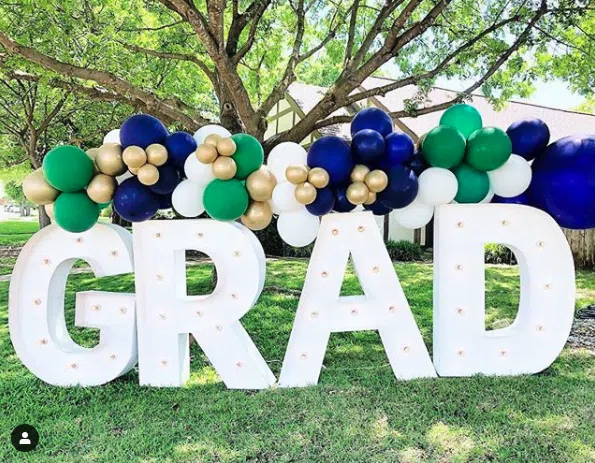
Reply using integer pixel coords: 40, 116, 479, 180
203, 179, 249, 221
231, 134, 264, 180
43, 145, 94, 192
54, 191, 100, 233
466, 127, 512, 171
453, 163, 490, 203
440, 104, 483, 139
421, 126, 466, 168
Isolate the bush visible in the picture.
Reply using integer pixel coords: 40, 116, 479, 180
284, 243, 314, 258
485, 244, 516, 265
385, 239, 423, 261
254, 216, 285, 256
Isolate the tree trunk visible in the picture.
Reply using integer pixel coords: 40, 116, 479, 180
38, 206, 51, 229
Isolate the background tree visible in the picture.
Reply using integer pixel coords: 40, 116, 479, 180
0, 0, 592, 154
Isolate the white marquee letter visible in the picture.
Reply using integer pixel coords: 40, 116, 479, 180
9, 224, 137, 386
133, 220, 275, 389
433, 204, 575, 376
279, 211, 436, 387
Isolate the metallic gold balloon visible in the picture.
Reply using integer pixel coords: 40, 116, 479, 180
23, 169, 60, 205
216, 137, 237, 157
294, 182, 317, 205
45, 203, 55, 220
286, 164, 309, 184
196, 144, 218, 164
86, 148, 101, 174
346, 181, 369, 205
246, 166, 276, 201
308, 167, 329, 188
87, 174, 117, 203
137, 164, 160, 186
351, 164, 370, 183
212, 156, 237, 180
241, 201, 273, 231
146, 144, 168, 166
365, 170, 389, 193
204, 134, 222, 146
96, 144, 128, 176
123, 146, 147, 169
364, 190, 377, 205
129, 167, 140, 176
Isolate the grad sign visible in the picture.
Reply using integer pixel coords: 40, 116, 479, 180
13, 105, 594, 388
9, 205, 575, 388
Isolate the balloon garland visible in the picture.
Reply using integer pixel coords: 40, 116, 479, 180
26, 106, 595, 243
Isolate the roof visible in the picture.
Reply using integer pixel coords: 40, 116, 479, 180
287, 76, 595, 142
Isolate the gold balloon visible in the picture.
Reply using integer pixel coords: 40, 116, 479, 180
137, 164, 160, 186
96, 144, 127, 176
196, 144, 218, 164
294, 182, 317, 205
364, 190, 377, 205
129, 167, 140, 176
212, 156, 237, 180
346, 181, 369, 205
86, 148, 101, 174
308, 167, 329, 189
123, 146, 147, 169
365, 170, 389, 193
286, 164, 309, 184
241, 201, 273, 231
216, 137, 237, 157
45, 203, 55, 220
23, 169, 60, 205
204, 134, 222, 146
87, 174, 117, 203
351, 164, 370, 183
246, 166, 276, 201
146, 144, 168, 166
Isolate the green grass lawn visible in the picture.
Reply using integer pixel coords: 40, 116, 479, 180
1, 260, 595, 462
0, 220, 39, 246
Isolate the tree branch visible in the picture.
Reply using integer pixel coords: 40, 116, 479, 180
0, 31, 209, 130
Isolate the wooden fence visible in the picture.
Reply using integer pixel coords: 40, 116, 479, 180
564, 228, 595, 269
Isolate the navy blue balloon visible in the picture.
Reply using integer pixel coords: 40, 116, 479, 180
364, 201, 393, 216
529, 135, 595, 229
306, 187, 335, 216
351, 108, 393, 137
492, 192, 530, 205
506, 118, 550, 161
149, 164, 182, 195
352, 129, 385, 165
156, 192, 173, 210
120, 114, 168, 149
113, 177, 159, 222
378, 165, 419, 209
165, 132, 198, 169
333, 187, 356, 213
307, 136, 354, 186
407, 150, 429, 176
378, 132, 415, 169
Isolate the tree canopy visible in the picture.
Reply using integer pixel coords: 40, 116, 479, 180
0, 0, 592, 159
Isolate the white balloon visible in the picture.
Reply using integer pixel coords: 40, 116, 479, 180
268, 198, 282, 216
103, 129, 121, 146
172, 180, 205, 218
267, 142, 308, 182
417, 167, 458, 206
184, 154, 216, 187
193, 125, 231, 145
271, 182, 301, 212
488, 154, 532, 198
277, 208, 320, 247
393, 197, 434, 229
